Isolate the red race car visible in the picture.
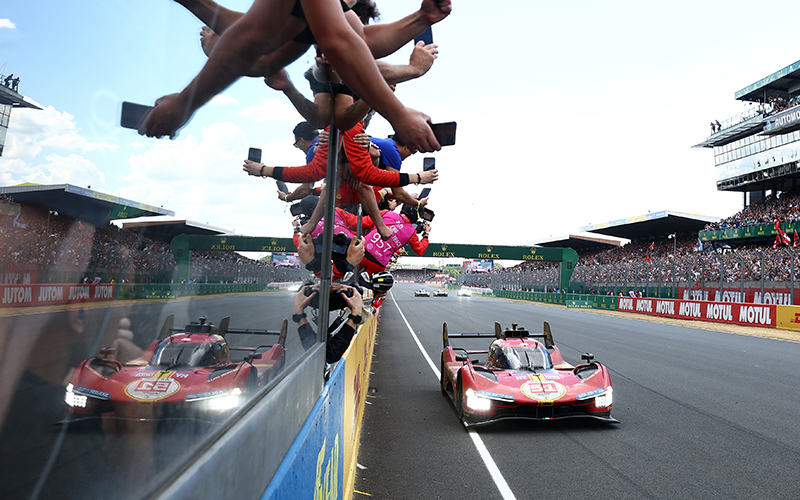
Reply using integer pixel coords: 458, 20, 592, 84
440, 321, 617, 427
65, 316, 286, 422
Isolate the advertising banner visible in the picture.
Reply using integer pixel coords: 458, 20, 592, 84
617, 297, 776, 328
0, 284, 115, 308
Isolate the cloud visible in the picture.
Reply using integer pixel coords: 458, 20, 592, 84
0, 19, 16, 30
4, 106, 117, 158
209, 93, 239, 106
0, 153, 107, 189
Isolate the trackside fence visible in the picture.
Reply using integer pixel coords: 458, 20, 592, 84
493, 290, 800, 333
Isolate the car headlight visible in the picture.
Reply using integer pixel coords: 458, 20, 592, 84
464, 388, 492, 411
186, 388, 243, 412
594, 387, 613, 408
65, 383, 88, 408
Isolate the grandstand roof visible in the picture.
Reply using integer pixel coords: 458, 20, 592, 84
735, 58, 800, 102
0, 83, 41, 110
120, 217, 229, 242
531, 233, 623, 252
580, 210, 719, 241
0, 183, 174, 227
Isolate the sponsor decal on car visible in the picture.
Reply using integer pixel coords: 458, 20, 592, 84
74, 385, 111, 400
125, 377, 181, 401
476, 389, 514, 402
577, 388, 605, 400
520, 377, 566, 401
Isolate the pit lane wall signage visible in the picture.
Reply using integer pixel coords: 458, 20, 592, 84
0, 284, 114, 308
616, 297, 776, 328
262, 312, 379, 500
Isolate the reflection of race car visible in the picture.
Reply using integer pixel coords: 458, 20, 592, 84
415, 289, 431, 297
440, 321, 617, 427
65, 316, 287, 421
457, 287, 472, 297
434, 289, 449, 297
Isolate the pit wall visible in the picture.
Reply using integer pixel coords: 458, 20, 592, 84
492, 290, 800, 333
260, 310, 379, 499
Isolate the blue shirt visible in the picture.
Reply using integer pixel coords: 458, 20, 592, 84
306, 137, 319, 164
370, 137, 403, 171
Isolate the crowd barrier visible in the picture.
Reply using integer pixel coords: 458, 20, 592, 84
0, 282, 286, 307
260, 310, 379, 499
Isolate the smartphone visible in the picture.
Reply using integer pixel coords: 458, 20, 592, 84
418, 187, 431, 200
248, 147, 262, 163
429, 122, 456, 147
423, 157, 436, 171
276, 181, 289, 193
120, 101, 153, 129
414, 27, 433, 46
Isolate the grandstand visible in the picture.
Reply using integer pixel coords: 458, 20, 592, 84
0, 72, 41, 157
694, 57, 800, 198
0, 184, 301, 285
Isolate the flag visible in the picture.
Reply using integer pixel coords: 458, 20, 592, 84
773, 234, 781, 249
649, 242, 654, 250
795, 230, 799, 248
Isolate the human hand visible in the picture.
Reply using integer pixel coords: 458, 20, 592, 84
264, 69, 293, 92
295, 284, 317, 313
277, 190, 289, 201
409, 41, 438, 76
391, 109, 440, 153
243, 159, 266, 177
318, 130, 329, 146
418, 196, 429, 207
418, 169, 438, 184
346, 236, 365, 267
420, 0, 452, 25
332, 283, 363, 316
353, 133, 372, 149
138, 93, 191, 139
297, 233, 315, 263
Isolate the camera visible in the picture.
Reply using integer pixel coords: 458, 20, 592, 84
290, 195, 319, 226
415, 206, 435, 233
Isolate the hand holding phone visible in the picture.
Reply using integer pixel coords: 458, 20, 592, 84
429, 122, 456, 147
414, 27, 433, 46
248, 147, 262, 163
120, 102, 154, 130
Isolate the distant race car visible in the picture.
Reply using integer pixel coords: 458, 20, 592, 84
457, 287, 472, 297
65, 316, 287, 422
440, 321, 617, 427
434, 289, 449, 297
415, 289, 431, 297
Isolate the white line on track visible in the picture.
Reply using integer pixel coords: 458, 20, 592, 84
389, 292, 518, 500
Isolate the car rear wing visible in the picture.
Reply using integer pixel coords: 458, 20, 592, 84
223, 318, 289, 349
442, 321, 554, 350
158, 315, 288, 348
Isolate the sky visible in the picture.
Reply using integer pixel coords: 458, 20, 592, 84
2, 1, 800, 256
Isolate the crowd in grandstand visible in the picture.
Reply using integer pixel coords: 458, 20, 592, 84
0, 202, 294, 284
704, 191, 800, 230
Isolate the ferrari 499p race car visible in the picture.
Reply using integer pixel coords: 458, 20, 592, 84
65, 316, 287, 422
440, 321, 617, 427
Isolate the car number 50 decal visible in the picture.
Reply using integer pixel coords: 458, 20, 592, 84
520, 380, 566, 401
125, 378, 181, 401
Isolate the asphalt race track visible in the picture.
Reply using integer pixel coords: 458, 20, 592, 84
355, 283, 800, 500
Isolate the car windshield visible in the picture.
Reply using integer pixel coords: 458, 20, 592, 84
492, 345, 551, 371
152, 340, 223, 368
